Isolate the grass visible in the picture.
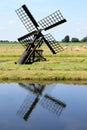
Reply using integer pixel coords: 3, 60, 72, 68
0, 42, 87, 83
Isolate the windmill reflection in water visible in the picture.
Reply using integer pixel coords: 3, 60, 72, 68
17, 83, 66, 121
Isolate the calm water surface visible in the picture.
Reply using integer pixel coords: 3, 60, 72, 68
0, 83, 87, 130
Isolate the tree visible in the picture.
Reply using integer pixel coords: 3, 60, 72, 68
71, 37, 79, 42
62, 35, 70, 42
81, 37, 87, 42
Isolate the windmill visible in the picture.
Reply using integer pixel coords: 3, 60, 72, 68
15, 4, 67, 64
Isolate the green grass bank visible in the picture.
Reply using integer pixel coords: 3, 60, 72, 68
0, 42, 87, 83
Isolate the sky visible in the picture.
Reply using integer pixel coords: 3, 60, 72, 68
0, 0, 87, 41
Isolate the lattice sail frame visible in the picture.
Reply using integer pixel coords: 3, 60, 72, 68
44, 33, 64, 53
17, 93, 38, 120
38, 10, 66, 30
39, 94, 66, 116
16, 5, 38, 33
18, 32, 36, 48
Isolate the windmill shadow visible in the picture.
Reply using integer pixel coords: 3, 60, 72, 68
15, 4, 67, 64
17, 83, 66, 121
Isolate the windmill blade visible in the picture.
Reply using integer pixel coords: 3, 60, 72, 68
15, 4, 39, 33
17, 93, 38, 121
38, 10, 66, 31
18, 30, 37, 42
44, 33, 64, 54
18, 31, 37, 48
39, 94, 66, 116
18, 32, 44, 49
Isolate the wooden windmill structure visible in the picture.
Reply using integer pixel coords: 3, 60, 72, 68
15, 4, 67, 64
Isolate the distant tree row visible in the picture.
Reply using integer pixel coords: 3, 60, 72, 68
0, 35, 87, 43
62, 35, 87, 43
0, 40, 10, 43
0, 40, 18, 43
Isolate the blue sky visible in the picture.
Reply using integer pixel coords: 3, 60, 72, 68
0, 0, 87, 41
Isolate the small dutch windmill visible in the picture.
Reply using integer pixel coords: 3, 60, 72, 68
15, 4, 66, 64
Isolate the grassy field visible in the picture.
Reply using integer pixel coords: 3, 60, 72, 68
0, 42, 87, 83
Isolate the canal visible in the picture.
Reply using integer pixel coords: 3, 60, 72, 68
0, 83, 87, 130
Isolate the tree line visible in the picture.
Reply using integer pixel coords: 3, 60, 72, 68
0, 35, 87, 43
0, 40, 18, 43
62, 35, 87, 43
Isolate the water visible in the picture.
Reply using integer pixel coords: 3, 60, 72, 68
0, 83, 87, 130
